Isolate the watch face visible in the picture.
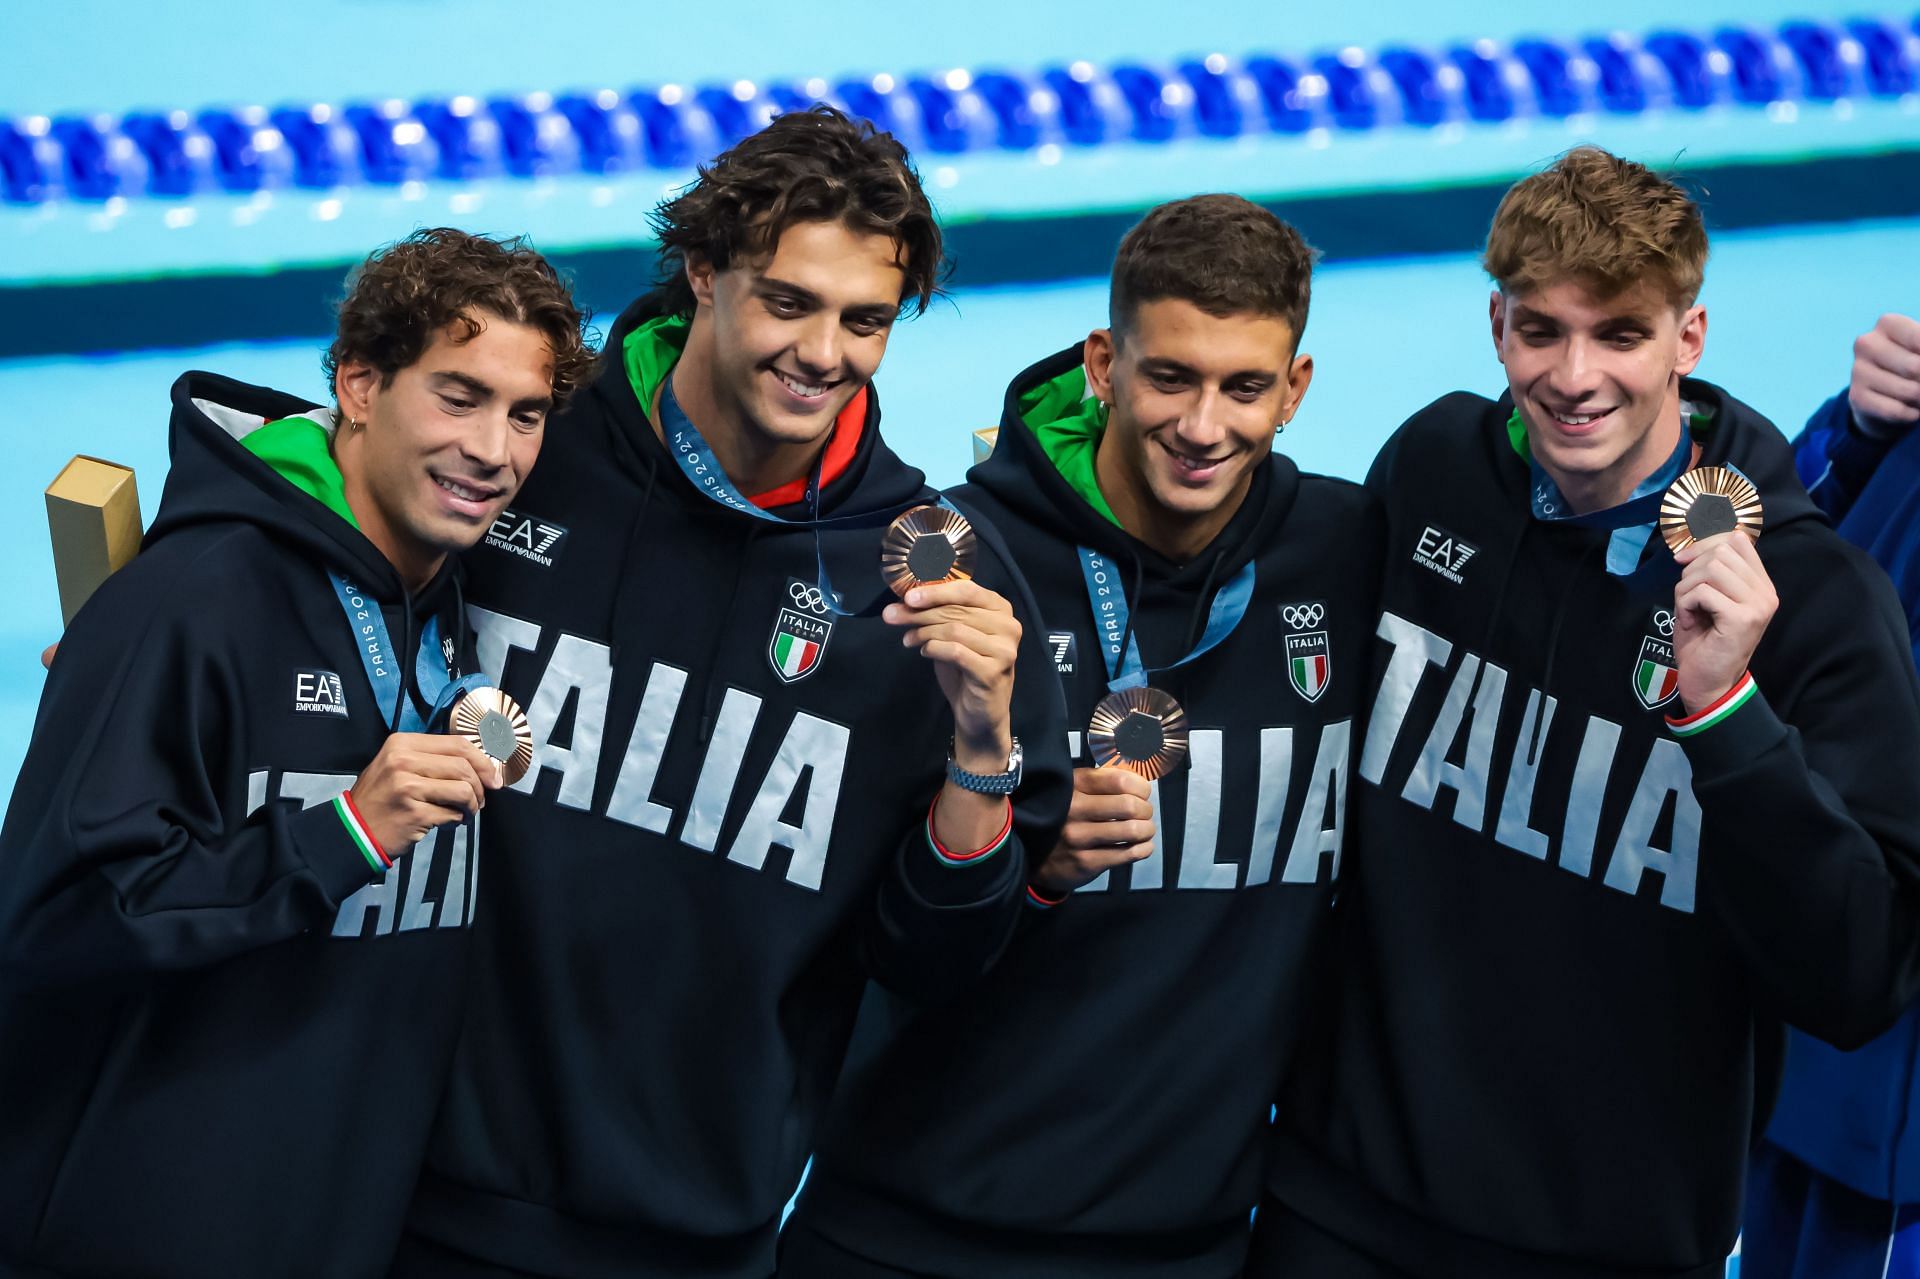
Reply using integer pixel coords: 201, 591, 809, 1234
951, 737, 1021, 793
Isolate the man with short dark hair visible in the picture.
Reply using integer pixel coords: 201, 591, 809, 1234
392, 108, 1071, 1279
0, 228, 592, 1278
1252, 148, 1920, 1279
780, 193, 1379, 1277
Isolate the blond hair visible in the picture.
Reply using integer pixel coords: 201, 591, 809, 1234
1483, 147, 1708, 310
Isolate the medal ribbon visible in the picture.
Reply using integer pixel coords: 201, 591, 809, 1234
1076, 546, 1255, 692
329, 572, 487, 733
659, 374, 954, 617
1526, 419, 1693, 533
1517, 410, 1725, 577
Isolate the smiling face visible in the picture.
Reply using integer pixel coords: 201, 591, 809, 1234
1087, 297, 1312, 561
677, 218, 906, 489
335, 310, 555, 588
1492, 276, 1706, 514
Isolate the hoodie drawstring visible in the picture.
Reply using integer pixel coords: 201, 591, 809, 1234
1529, 536, 1602, 766
1184, 548, 1229, 657
697, 522, 763, 744
610, 460, 661, 647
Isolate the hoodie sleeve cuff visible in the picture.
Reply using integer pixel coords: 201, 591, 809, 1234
290, 792, 389, 905
924, 793, 1014, 867
1025, 883, 1068, 911
1666, 676, 1789, 779
897, 794, 1020, 908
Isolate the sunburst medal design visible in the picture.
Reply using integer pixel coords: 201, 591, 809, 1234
449, 686, 535, 786
881, 504, 977, 598
1659, 466, 1763, 554
1088, 686, 1190, 780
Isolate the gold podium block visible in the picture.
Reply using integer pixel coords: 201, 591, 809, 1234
46, 456, 143, 625
971, 427, 998, 466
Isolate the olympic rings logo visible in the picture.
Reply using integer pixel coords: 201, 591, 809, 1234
790, 582, 829, 614
1283, 603, 1325, 630
1652, 609, 1675, 637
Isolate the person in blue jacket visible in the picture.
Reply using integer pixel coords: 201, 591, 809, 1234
1745, 310, 1920, 1278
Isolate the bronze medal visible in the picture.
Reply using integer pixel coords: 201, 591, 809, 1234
881, 504, 977, 598
1087, 686, 1190, 781
1659, 466, 1763, 554
449, 686, 535, 786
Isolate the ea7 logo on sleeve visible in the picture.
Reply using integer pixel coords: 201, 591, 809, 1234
1281, 602, 1331, 703
293, 669, 349, 716
1412, 526, 1478, 584
769, 578, 834, 684
484, 509, 568, 568
1047, 631, 1078, 676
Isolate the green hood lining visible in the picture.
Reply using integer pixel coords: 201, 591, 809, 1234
622, 312, 693, 421
239, 412, 359, 529
1017, 363, 1120, 528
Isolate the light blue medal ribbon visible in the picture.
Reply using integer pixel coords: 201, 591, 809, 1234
1522, 411, 1708, 578
1076, 546, 1256, 691
658, 374, 946, 617
329, 571, 487, 732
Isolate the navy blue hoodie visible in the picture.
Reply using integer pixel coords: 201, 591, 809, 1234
790, 346, 1381, 1276
0, 373, 482, 1278
398, 297, 1073, 1279
1261, 381, 1920, 1278
1761, 393, 1920, 1204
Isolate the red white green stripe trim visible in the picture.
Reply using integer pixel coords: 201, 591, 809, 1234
1667, 672, 1758, 737
925, 793, 1014, 866
333, 790, 391, 873
1026, 883, 1067, 910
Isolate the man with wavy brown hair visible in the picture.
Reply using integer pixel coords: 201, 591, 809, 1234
0, 228, 592, 1279
1250, 147, 1920, 1278
390, 108, 1070, 1279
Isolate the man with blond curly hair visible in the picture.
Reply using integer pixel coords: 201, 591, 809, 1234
1250, 148, 1920, 1278
0, 228, 593, 1279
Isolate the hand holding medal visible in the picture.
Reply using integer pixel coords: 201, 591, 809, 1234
1662, 466, 1779, 715
880, 505, 1013, 726
343, 727, 516, 858
881, 503, 1026, 856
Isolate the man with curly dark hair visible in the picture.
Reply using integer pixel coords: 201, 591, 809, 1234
389, 108, 1071, 1278
0, 227, 592, 1279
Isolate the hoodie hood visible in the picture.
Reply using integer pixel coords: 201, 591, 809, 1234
972, 344, 1299, 586
153, 371, 470, 731
154, 372, 425, 600
584, 291, 930, 521
1680, 377, 1824, 531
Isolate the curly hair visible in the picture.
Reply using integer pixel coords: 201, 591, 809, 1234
1109, 195, 1316, 344
1484, 147, 1709, 310
325, 228, 596, 414
649, 106, 943, 319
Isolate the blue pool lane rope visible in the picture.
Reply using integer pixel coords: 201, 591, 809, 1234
2, 14, 1917, 205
